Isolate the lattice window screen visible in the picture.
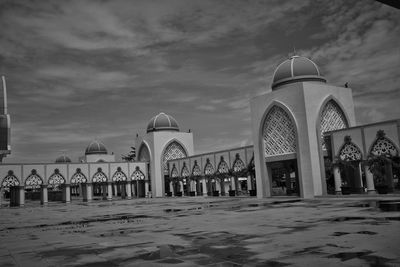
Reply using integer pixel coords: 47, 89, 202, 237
320, 100, 348, 149
112, 171, 127, 182
371, 138, 398, 156
192, 164, 202, 176
163, 142, 187, 174
71, 171, 87, 184
171, 166, 179, 178
218, 161, 229, 173
25, 174, 43, 189
48, 173, 65, 187
181, 166, 190, 178
204, 163, 215, 175
233, 159, 245, 172
263, 106, 296, 156
132, 169, 145, 180
339, 143, 362, 161
92, 171, 107, 183
2, 174, 19, 189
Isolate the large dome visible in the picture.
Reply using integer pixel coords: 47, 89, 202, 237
55, 155, 71, 163
271, 56, 326, 90
147, 112, 179, 133
85, 140, 108, 155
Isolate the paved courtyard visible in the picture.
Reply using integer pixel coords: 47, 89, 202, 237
0, 196, 399, 267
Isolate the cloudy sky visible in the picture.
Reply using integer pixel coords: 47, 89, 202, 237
1, 0, 399, 163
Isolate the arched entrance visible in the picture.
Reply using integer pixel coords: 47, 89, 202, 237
47, 169, 65, 202
131, 167, 146, 198
262, 105, 300, 196
1, 171, 20, 206
162, 140, 187, 196
92, 168, 108, 200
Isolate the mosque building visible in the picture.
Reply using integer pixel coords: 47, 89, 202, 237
0, 55, 399, 206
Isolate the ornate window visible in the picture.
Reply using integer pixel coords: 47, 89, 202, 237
25, 169, 43, 189
217, 157, 229, 174
263, 106, 296, 156
320, 100, 348, 149
92, 168, 107, 183
138, 144, 150, 162
48, 169, 66, 188
131, 166, 145, 180
181, 163, 190, 178
112, 167, 127, 182
192, 161, 202, 176
170, 164, 179, 178
2, 170, 20, 190
204, 159, 215, 175
339, 137, 362, 161
370, 130, 399, 156
232, 154, 246, 172
71, 168, 87, 184
162, 141, 187, 174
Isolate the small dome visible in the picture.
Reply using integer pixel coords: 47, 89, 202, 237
55, 155, 71, 163
147, 112, 179, 133
85, 140, 108, 155
271, 56, 326, 90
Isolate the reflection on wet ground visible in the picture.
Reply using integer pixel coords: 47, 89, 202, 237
0, 197, 399, 266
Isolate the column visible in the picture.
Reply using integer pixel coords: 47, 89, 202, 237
353, 162, 363, 194
113, 184, 117, 196
145, 180, 149, 197
247, 175, 252, 191
169, 181, 174, 196
364, 165, 376, 194
19, 186, 25, 206
126, 181, 132, 199
107, 182, 113, 200
385, 162, 394, 193
40, 185, 48, 205
231, 177, 235, 190
202, 178, 207, 196
215, 179, 221, 195
179, 181, 184, 194
333, 165, 342, 195
62, 184, 71, 203
120, 183, 126, 199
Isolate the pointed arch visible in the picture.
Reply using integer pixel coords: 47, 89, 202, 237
162, 139, 188, 175
338, 139, 362, 161
192, 161, 202, 176
48, 169, 66, 188
131, 166, 145, 180
71, 168, 87, 184
217, 157, 229, 174
181, 163, 190, 178
25, 170, 43, 189
170, 164, 179, 178
138, 141, 151, 162
319, 98, 349, 149
204, 159, 215, 176
92, 168, 107, 183
262, 104, 297, 157
369, 130, 399, 156
1, 170, 20, 190
232, 154, 246, 172
112, 167, 127, 182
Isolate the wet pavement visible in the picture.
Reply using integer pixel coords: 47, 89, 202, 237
0, 196, 399, 266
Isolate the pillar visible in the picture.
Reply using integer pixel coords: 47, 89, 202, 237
385, 162, 394, 193
179, 181, 184, 193
216, 179, 221, 194
333, 165, 342, 195
353, 162, 364, 194
107, 182, 113, 200
364, 165, 376, 194
19, 186, 25, 206
247, 175, 252, 191
40, 185, 48, 205
231, 177, 235, 190
126, 181, 132, 199
120, 183, 126, 199
202, 178, 207, 196
169, 181, 174, 196
62, 184, 71, 203
145, 180, 149, 197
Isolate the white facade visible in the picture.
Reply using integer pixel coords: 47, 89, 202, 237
251, 81, 355, 198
